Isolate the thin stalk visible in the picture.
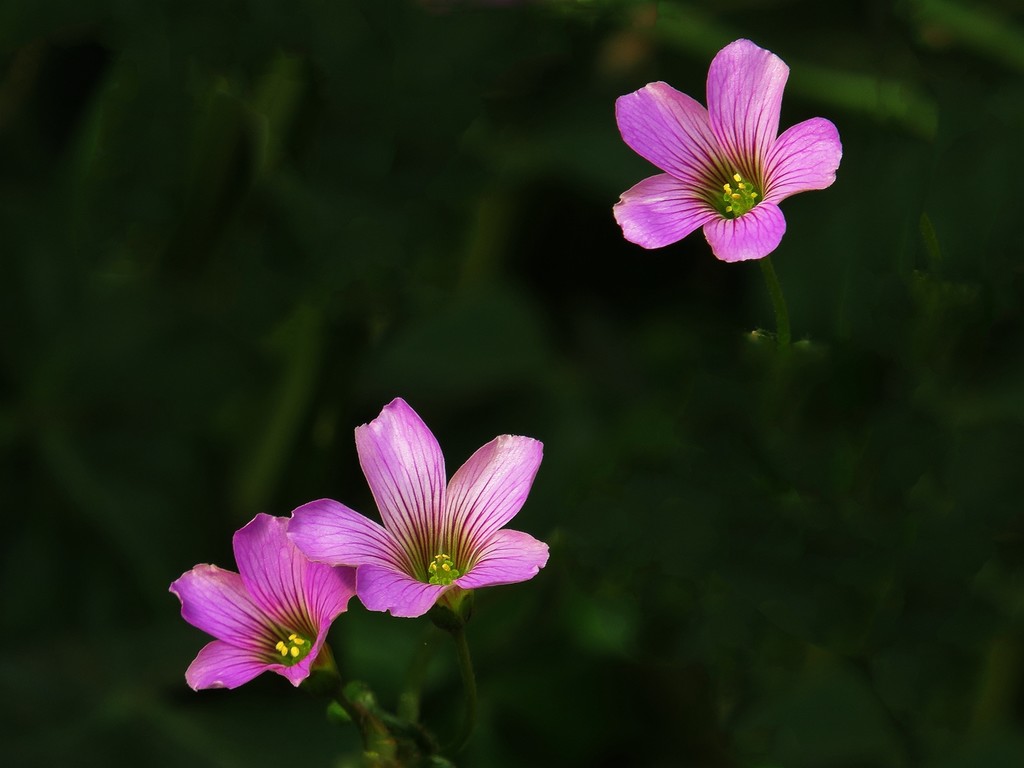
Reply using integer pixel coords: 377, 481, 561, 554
448, 626, 478, 753
398, 626, 440, 723
759, 256, 791, 350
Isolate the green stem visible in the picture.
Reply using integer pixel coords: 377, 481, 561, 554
448, 626, 478, 753
398, 626, 440, 723
759, 256, 791, 350
333, 681, 398, 765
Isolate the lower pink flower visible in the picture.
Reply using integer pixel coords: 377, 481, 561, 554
169, 514, 356, 690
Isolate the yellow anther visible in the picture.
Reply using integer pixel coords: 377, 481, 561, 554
731, 193, 741, 200
723, 183, 732, 193
428, 553, 462, 585
273, 632, 312, 664
725, 205, 733, 212
737, 182, 747, 190
751, 193, 758, 199
733, 173, 742, 182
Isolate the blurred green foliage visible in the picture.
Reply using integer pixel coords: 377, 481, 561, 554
2, 0, 1024, 766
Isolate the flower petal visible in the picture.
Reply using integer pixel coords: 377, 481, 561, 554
702, 202, 786, 262
763, 116, 842, 202
445, 435, 543, 564
303, 558, 357, 633
232, 513, 349, 636
356, 398, 446, 572
615, 81, 725, 186
455, 529, 549, 589
289, 498, 410, 571
706, 39, 788, 178
170, 564, 270, 649
614, 173, 719, 249
355, 563, 447, 618
184, 640, 271, 690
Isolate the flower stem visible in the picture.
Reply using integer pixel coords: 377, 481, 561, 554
398, 626, 440, 723
759, 256, 791, 350
332, 681, 398, 763
449, 625, 478, 753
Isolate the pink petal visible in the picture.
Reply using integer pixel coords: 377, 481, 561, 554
763, 117, 842, 202
615, 81, 725, 186
184, 640, 270, 690
455, 529, 549, 589
289, 498, 411, 571
702, 202, 786, 262
614, 173, 719, 249
232, 513, 355, 634
706, 39, 788, 178
302, 559, 357, 633
170, 564, 270, 649
355, 398, 446, 571
355, 563, 447, 618
445, 434, 543, 564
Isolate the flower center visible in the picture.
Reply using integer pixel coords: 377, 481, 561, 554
427, 553, 462, 586
721, 172, 759, 218
274, 632, 312, 666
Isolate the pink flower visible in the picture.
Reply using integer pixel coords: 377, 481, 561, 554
169, 514, 356, 690
289, 398, 548, 618
614, 39, 842, 262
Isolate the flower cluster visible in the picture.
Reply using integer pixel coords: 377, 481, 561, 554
172, 398, 548, 688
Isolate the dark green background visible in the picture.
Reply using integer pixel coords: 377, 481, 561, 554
3, 1, 1024, 765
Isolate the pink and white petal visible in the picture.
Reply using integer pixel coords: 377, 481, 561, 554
233, 514, 311, 629
274, 652, 321, 687
289, 498, 410, 571
184, 640, 270, 690
614, 174, 719, 249
702, 202, 786, 262
615, 82, 726, 185
355, 563, 447, 618
456, 529, 549, 589
763, 117, 842, 202
707, 39, 789, 176
355, 398, 446, 569
445, 435, 542, 561
303, 560, 357, 631
170, 564, 270, 648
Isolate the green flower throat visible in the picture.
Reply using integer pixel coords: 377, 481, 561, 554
428, 553, 461, 586
720, 172, 760, 218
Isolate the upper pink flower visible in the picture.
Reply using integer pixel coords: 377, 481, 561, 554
169, 514, 356, 690
288, 398, 548, 618
613, 38, 842, 262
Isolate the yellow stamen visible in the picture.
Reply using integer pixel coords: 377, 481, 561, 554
428, 553, 462, 585
719, 171, 760, 218
273, 632, 312, 664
